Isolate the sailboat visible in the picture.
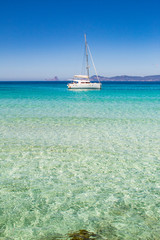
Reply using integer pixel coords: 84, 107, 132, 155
67, 34, 102, 89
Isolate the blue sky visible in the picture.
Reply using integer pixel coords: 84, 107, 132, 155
1, 0, 160, 80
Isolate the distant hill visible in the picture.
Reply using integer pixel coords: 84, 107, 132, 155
45, 76, 59, 81
91, 75, 160, 82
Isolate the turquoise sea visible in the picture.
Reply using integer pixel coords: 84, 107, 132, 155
0, 81, 160, 240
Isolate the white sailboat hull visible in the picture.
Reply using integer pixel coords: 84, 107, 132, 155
68, 82, 101, 89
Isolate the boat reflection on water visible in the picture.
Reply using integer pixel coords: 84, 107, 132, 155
68, 88, 101, 92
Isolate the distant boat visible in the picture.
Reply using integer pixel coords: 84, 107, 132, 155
67, 34, 101, 89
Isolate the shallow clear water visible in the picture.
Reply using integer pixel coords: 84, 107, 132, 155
0, 82, 160, 240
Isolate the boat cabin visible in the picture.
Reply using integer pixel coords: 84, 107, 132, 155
72, 75, 91, 84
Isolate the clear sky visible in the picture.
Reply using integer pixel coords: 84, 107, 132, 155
1, 0, 160, 80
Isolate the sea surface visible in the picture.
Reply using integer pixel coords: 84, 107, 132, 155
0, 81, 160, 240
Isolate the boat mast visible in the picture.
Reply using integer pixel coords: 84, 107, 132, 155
84, 34, 89, 79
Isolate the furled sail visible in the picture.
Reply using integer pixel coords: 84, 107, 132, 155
74, 75, 89, 79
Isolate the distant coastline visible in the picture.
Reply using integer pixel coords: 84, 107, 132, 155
1, 75, 160, 82
91, 75, 160, 82
45, 75, 160, 82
